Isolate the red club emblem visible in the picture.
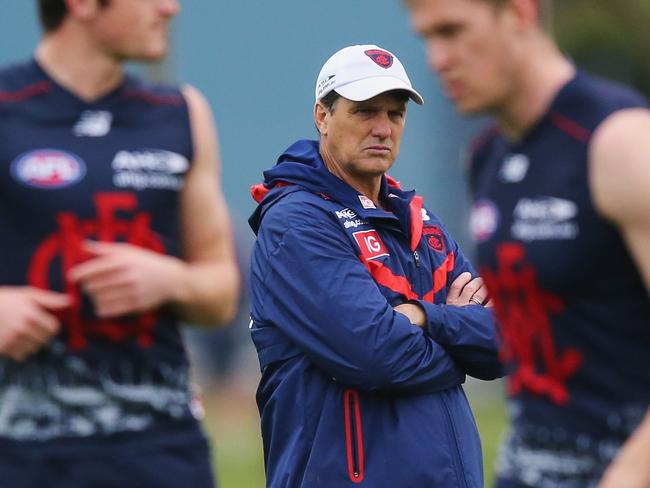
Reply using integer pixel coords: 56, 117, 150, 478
423, 225, 446, 253
364, 49, 393, 69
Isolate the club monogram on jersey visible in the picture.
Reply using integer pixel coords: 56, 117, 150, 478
481, 243, 582, 405
28, 192, 164, 350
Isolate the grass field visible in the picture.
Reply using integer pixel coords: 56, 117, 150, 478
200, 378, 508, 487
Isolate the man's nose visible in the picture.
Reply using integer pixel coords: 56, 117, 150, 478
371, 112, 392, 139
427, 40, 451, 73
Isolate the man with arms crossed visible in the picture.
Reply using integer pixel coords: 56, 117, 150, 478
249, 44, 501, 487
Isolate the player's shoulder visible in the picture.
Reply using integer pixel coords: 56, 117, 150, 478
0, 59, 45, 92
122, 72, 186, 107
466, 122, 505, 185
468, 122, 501, 159
560, 71, 648, 122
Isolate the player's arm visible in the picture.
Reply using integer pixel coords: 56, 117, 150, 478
69, 85, 240, 326
167, 84, 240, 324
590, 107, 650, 488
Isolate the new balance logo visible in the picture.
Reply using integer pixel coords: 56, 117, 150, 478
73, 110, 113, 137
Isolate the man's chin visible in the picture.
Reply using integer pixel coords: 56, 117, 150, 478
125, 46, 169, 63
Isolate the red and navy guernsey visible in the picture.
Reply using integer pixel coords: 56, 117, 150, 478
0, 60, 202, 444
469, 71, 650, 487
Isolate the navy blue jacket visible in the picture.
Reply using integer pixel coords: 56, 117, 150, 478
249, 140, 501, 487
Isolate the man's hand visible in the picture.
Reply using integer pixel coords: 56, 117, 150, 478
0, 287, 70, 361
446, 272, 491, 307
68, 241, 185, 318
394, 302, 426, 327
395, 271, 492, 328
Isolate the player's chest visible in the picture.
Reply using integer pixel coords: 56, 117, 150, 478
0, 112, 189, 215
470, 143, 605, 290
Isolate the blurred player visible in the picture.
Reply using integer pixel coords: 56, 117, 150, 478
0, 0, 239, 486
405, 0, 650, 486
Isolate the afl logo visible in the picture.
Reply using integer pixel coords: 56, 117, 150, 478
11, 149, 86, 189
364, 49, 393, 69
470, 199, 499, 243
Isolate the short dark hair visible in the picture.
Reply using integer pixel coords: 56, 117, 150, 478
315, 89, 410, 136
37, 0, 110, 33
319, 89, 410, 112
319, 90, 342, 113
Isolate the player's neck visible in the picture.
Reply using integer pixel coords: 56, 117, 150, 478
35, 33, 124, 103
496, 42, 575, 143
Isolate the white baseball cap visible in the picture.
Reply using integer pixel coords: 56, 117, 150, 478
315, 44, 424, 105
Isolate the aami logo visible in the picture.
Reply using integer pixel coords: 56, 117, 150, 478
11, 149, 86, 189
353, 230, 389, 261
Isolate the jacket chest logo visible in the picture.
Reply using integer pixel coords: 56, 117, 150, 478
353, 230, 389, 261
423, 225, 445, 253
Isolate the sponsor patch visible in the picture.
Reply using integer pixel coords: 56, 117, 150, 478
353, 230, 389, 261
336, 208, 358, 220
511, 197, 578, 241
112, 149, 188, 191
11, 149, 86, 189
358, 195, 376, 209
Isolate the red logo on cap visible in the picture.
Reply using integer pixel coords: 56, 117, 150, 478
364, 49, 393, 69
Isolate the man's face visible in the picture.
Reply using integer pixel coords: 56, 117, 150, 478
316, 92, 407, 184
90, 0, 180, 62
407, 0, 520, 114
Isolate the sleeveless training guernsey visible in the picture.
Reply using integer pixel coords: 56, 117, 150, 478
470, 71, 650, 486
0, 59, 199, 442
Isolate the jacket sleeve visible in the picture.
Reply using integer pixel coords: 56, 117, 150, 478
253, 217, 465, 394
416, 236, 503, 380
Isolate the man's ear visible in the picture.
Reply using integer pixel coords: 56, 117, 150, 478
314, 102, 329, 136
508, 0, 541, 33
64, 0, 102, 22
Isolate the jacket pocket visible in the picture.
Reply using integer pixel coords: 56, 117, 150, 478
343, 389, 365, 483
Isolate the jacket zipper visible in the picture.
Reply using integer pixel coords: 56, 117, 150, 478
343, 389, 364, 483
413, 249, 421, 267
441, 392, 470, 488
